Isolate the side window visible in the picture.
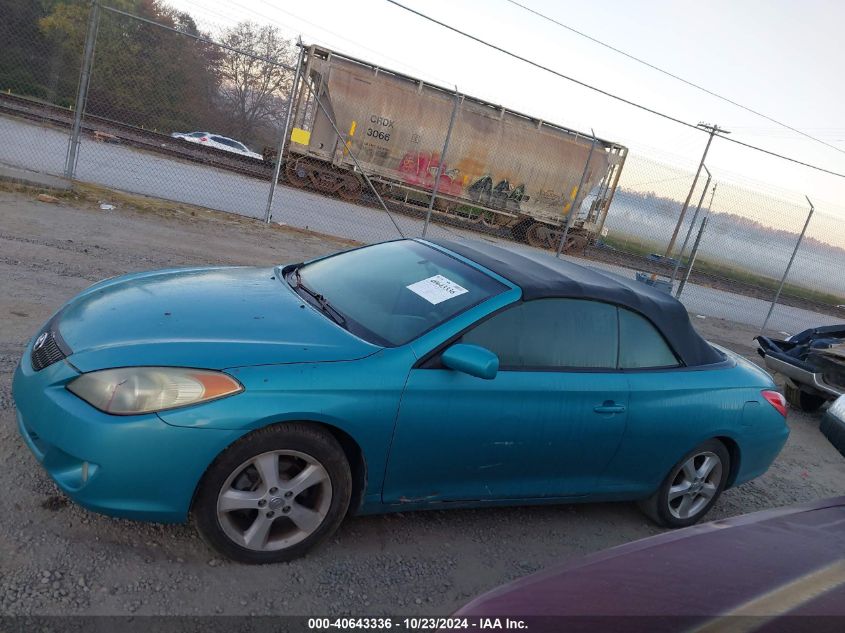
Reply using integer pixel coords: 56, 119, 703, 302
212, 136, 237, 148
618, 308, 679, 368
462, 299, 618, 369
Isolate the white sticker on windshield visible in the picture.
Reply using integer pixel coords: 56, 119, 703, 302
406, 275, 469, 305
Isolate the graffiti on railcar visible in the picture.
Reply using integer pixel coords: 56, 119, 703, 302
397, 149, 541, 212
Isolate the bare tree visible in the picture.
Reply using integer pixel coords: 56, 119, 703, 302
218, 21, 294, 142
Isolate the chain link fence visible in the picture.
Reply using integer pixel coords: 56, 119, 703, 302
1, 1, 843, 335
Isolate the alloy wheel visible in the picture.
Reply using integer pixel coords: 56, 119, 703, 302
667, 451, 722, 520
216, 449, 332, 552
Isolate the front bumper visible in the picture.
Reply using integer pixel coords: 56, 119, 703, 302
12, 346, 245, 523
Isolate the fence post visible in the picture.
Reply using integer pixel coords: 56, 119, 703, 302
64, 0, 100, 180
760, 196, 815, 333
422, 88, 460, 238
556, 129, 596, 258
675, 216, 708, 300
670, 166, 711, 286
264, 43, 304, 223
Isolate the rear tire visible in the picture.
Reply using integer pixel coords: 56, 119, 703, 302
638, 439, 730, 528
784, 380, 826, 412
193, 423, 351, 564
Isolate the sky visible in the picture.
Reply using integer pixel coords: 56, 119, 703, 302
162, 0, 845, 223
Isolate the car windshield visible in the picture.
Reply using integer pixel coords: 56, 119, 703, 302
289, 240, 508, 346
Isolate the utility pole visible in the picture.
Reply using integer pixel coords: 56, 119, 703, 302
663, 123, 728, 260
670, 166, 710, 286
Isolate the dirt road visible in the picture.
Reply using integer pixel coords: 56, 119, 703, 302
1, 187, 843, 616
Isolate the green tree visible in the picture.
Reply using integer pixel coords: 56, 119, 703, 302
38, 0, 222, 133
0, 0, 76, 104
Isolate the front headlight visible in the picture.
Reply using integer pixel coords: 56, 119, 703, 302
67, 367, 243, 415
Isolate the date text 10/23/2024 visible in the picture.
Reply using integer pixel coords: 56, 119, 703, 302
307, 617, 529, 630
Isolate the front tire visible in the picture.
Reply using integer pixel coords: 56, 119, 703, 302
193, 423, 351, 564
638, 439, 730, 528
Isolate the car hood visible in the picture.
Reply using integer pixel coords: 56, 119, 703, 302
55, 266, 380, 372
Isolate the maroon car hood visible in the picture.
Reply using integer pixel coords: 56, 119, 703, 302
456, 498, 845, 631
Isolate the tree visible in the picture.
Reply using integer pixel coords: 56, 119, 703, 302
217, 22, 295, 144
38, 0, 223, 133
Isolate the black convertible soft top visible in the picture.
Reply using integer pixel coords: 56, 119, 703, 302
427, 238, 723, 367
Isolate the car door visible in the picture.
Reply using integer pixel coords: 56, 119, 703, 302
382, 298, 629, 503
600, 308, 710, 490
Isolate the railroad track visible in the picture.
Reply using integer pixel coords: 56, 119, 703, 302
0, 92, 274, 180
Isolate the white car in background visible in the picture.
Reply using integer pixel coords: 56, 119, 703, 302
170, 131, 263, 161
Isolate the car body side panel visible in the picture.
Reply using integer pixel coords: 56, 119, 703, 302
601, 360, 787, 495
383, 369, 629, 502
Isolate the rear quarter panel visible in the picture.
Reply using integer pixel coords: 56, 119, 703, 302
598, 357, 787, 497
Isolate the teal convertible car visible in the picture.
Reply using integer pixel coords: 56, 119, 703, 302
13, 239, 789, 563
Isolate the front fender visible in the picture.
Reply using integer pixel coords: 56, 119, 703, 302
158, 353, 413, 501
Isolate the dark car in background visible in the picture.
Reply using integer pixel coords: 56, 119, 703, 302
757, 325, 845, 411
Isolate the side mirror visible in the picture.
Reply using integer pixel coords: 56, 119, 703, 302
441, 343, 499, 380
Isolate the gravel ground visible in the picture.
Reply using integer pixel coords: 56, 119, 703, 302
1, 187, 843, 617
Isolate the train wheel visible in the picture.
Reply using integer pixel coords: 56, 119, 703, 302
566, 235, 589, 255
525, 222, 554, 249
285, 158, 311, 188
338, 175, 362, 201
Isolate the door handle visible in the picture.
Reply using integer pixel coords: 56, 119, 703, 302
593, 402, 626, 414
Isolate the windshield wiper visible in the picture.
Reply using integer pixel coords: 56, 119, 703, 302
292, 266, 348, 328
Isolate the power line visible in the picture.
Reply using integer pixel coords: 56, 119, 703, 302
384, 0, 845, 180
503, 0, 845, 158
386, 0, 699, 132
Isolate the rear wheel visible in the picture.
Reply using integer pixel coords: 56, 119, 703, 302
637, 439, 730, 528
193, 423, 351, 563
784, 380, 826, 412
285, 158, 311, 188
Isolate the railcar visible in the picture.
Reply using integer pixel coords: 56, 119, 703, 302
274, 45, 627, 251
